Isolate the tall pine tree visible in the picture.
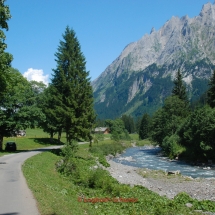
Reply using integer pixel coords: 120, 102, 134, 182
207, 70, 215, 108
39, 85, 63, 142
51, 26, 95, 145
172, 69, 188, 102
139, 113, 151, 140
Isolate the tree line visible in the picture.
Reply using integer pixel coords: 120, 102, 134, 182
1, 0, 215, 163
0, 1, 95, 150
138, 69, 215, 162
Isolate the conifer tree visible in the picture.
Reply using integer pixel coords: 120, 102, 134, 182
207, 70, 215, 108
172, 69, 188, 102
39, 85, 63, 142
121, 114, 135, 133
51, 26, 95, 145
139, 113, 151, 140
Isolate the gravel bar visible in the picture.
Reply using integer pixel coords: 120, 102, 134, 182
106, 157, 215, 201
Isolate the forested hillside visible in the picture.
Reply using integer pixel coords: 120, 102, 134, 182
93, 2, 215, 119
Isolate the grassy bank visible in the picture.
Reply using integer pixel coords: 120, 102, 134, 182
22, 136, 215, 215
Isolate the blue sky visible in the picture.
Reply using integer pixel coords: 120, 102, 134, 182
5, 0, 214, 84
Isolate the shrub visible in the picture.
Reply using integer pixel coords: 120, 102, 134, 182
89, 142, 126, 156
111, 131, 120, 141
178, 105, 215, 161
162, 134, 185, 159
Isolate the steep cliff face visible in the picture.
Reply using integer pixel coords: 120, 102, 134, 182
93, 2, 215, 119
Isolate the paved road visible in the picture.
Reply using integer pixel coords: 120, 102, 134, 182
0, 146, 62, 215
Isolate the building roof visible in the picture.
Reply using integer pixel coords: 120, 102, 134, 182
94, 127, 109, 132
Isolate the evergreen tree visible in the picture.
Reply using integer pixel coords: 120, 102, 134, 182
0, 0, 13, 99
95, 118, 105, 127
51, 26, 95, 146
151, 96, 189, 145
135, 116, 142, 133
139, 113, 151, 140
178, 105, 215, 160
121, 114, 135, 133
207, 70, 215, 108
172, 69, 188, 102
39, 85, 63, 142
150, 108, 166, 145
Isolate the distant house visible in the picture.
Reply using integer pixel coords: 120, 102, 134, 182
94, 127, 110, 134
16, 130, 26, 137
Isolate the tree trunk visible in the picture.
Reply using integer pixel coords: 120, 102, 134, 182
50, 131, 54, 143
66, 132, 68, 143
58, 129, 62, 143
89, 134, 92, 148
0, 134, 4, 151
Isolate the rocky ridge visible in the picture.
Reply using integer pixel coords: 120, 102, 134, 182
93, 2, 215, 118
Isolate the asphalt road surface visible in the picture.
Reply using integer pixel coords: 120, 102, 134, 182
0, 146, 62, 215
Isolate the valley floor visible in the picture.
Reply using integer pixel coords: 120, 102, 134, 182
106, 157, 215, 202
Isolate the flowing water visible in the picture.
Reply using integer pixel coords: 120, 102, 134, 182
112, 146, 215, 178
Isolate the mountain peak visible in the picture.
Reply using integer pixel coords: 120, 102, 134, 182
150, 27, 156, 34
200, 2, 215, 17
92, 1, 215, 119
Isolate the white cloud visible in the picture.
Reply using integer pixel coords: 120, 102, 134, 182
23, 68, 49, 86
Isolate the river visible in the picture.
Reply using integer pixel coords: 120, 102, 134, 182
112, 146, 215, 178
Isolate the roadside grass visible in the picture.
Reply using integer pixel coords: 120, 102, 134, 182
22, 139, 213, 215
23, 152, 95, 215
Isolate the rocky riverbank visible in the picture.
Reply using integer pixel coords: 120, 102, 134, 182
105, 157, 215, 202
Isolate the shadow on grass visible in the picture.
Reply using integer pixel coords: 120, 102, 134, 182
3, 150, 28, 153
31, 137, 65, 146
50, 148, 62, 156
1, 146, 64, 156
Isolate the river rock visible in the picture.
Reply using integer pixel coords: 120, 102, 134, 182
165, 170, 180, 175
185, 203, 193, 208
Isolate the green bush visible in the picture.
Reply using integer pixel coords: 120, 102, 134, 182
174, 192, 193, 205
111, 131, 120, 141
93, 133, 104, 143
178, 105, 215, 161
89, 142, 126, 156
97, 154, 110, 167
162, 134, 185, 159
174, 192, 215, 212
89, 142, 126, 167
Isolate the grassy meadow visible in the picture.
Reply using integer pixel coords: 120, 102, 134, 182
0, 128, 65, 156
19, 131, 215, 215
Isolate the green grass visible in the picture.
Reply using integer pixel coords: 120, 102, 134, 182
129, 133, 139, 141
127, 134, 155, 147
23, 152, 95, 215
138, 168, 195, 182
0, 128, 65, 156
22, 139, 213, 215
136, 139, 154, 146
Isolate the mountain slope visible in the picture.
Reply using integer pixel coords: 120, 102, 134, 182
93, 2, 215, 119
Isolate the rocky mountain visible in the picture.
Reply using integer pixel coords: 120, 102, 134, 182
92, 2, 215, 119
